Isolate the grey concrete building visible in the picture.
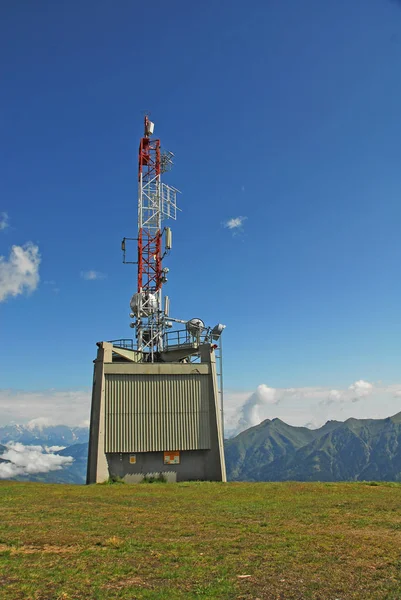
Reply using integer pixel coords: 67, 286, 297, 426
87, 341, 226, 483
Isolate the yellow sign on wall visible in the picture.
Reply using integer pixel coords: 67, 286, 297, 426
164, 451, 180, 465
129, 455, 137, 464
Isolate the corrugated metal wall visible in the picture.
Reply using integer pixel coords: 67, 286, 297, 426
104, 374, 211, 452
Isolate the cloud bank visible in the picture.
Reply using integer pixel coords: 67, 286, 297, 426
0, 389, 91, 427
225, 380, 401, 436
1, 380, 400, 439
0, 442, 73, 479
0, 243, 41, 302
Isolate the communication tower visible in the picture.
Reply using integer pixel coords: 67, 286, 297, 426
122, 115, 179, 360
87, 117, 226, 483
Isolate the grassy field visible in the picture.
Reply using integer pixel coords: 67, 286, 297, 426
1, 481, 401, 599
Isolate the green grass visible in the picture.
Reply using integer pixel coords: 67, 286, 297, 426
1, 481, 401, 599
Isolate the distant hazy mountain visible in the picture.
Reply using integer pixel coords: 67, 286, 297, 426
55, 443, 88, 482
0, 441, 88, 484
0, 425, 89, 484
0, 424, 89, 447
225, 413, 401, 482
16, 443, 89, 484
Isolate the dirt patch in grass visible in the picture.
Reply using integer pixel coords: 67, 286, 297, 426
103, 576, 152, 590
0, 543, 80, 554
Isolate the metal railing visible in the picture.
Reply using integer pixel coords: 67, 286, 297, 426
108, 339, 135, 350
163, 327, 210, 352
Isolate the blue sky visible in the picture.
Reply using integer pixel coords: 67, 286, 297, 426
2, 0, 401, 429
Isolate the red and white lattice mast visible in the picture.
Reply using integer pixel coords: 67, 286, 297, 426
122, 116, 178, 361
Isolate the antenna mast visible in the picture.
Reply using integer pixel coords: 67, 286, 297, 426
122, 116, 178, 361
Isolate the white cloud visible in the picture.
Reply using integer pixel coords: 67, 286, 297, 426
0, 442, 73, 479
237, 384, 278, 431
80, 270, 106, 281
0, 243, 40, 302
223, 216, 247, 232
319, 381, 374, 407
0, 389, 91, 427
0, 213, 9, 231
348, 379, 373, 402
26, 417, 55, 431
45, 445, 66, 453
325, 389, 343, 406
225, 379, 400, 436
303, 418, 326, 430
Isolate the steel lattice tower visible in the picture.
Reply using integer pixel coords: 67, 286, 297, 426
122, 116, 178, 361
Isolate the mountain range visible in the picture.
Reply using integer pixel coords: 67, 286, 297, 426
2, 414, 401, 483
225, 412, 401, 481
0, 423, 88, 447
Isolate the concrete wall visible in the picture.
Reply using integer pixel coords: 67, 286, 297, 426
86, 343, 111, 484
106, 450, 211, 483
